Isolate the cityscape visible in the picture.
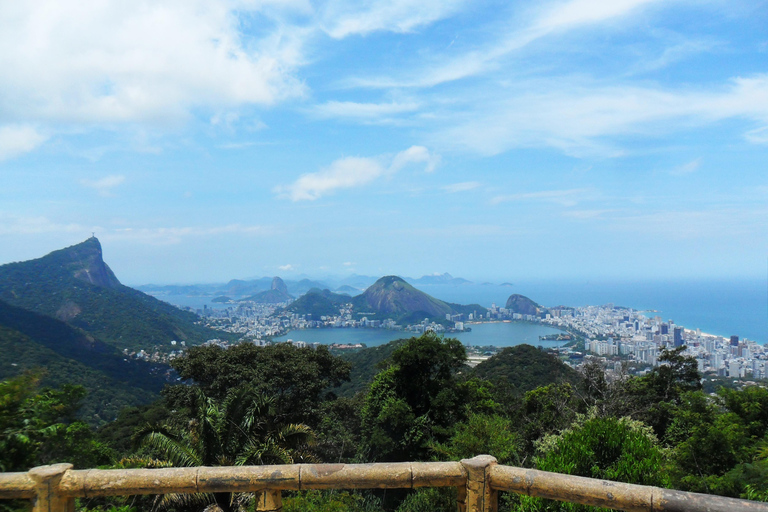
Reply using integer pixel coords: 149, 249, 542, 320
123, 294, 766, 385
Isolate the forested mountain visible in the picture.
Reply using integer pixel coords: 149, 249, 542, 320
349, 276, 487, 324
505, 294, 547, 316
0, 237, 231, 352
0, 299, 165, 424
283, 288, 351, 318
472, 344, 580, 393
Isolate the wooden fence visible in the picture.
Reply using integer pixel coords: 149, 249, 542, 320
2, 456, 767, 512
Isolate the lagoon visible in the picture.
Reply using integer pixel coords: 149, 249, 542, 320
273, 321, 567, 348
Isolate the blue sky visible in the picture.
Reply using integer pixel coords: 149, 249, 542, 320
0, 0, 766, 284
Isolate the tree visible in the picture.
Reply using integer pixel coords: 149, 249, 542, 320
359, 333, 468, 462
432, 413, 520, 466
619, 346, 701, 437
519, 383, 582, 457
171, 343, 350, 425
0, 373, 111, 472
135, 385, 315, 512
519, 414, 668, 512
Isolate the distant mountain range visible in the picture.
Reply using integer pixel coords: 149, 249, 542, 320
137, 272, 508, 304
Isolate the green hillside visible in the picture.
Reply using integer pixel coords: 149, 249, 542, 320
349, 276, 487, 324
284, 288, 350, 318
472, 344, 580, 393
505, 294, 547, 316
0, 299, 165, 425
332, 338, 410, 397
0, 238, 232, 352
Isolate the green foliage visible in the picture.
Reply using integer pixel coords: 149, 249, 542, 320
283, 289, 349, 319
333, 339, 409, 398
535, 415, 668, 485
432, 413, 520, 465
135, 385, 316, 512
621, 346, 702, 438
0, 239, 233, 353
472, 345, 581, 395
0, 373, 113, 471
359, 333, 470, 461
665, 388, 768, 497
395, 488, 455, 512
512, 415, 668, 512
519, 383, 582, 455
283, 491, 383, 512
171, 342, 351, 425
0, 300, 165, 425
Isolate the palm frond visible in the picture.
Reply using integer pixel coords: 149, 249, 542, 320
139, 431, 202, 468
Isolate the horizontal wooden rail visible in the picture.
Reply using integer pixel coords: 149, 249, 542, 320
1, 456, 767, 512
490, 465, 768, 512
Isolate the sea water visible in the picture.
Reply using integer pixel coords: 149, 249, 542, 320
155, 278, 767, 344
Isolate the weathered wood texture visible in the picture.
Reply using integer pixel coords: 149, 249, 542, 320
3, 459, 768, 512
490, 465, 768, 512
461, 456, 497, 512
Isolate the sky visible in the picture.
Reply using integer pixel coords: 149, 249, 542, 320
0, 0, 767, 284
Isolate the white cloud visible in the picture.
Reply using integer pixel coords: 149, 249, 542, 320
311, 100, 420, 120
0, 214, 86, 235
390, 145, 439, 173
0, 1, 306, 128
433, 75, 768, 156
278, 264, 295, 271
274, 145, 438, 201
533, 0, 662, 32
0, 125, 47, 161
102, 224, 277, 245
275, 156, 385, 201
670, 158, 702, 176
347, 0, 669, 89
491, 188, 593, 207
320, 0, 468, 39
442, 181, 481, 193
80, 175, 126, 197
745, 126, 768, 144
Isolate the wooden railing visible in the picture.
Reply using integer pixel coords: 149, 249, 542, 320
2, 456, 767, 512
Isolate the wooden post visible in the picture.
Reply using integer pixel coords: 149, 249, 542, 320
461, 456, 497, 512
256, 490, 282, 512
28, 464, 74, 512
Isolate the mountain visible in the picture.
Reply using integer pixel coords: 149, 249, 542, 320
288, 278, 330, 296
0, 298, 165, 425
221, 277, 272, 297
410, 273, 472, 286
283, 288, 350, 319
472, 344, 580, 393
0, 237, 232, 352
242, 276, 293, 303
335, 285, 359, 294
505, 294, 547, 316
350, 276, 486, 324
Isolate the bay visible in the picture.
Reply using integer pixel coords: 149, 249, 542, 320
274, 321, 566, 348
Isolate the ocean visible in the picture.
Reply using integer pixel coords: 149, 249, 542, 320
153, 278, 767, 344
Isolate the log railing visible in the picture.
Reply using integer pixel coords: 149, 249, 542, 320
2, 456, 767, 512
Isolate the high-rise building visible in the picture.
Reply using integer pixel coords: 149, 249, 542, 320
673, 327, 683, 347
730, 335, 739, 346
